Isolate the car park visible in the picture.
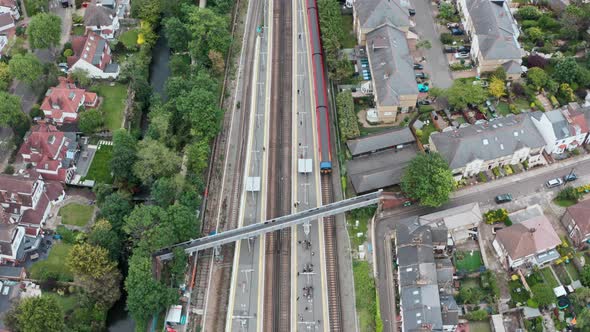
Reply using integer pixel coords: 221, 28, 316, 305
495, 194, 512, 204
564, 173, 578, 182
413, 63, 424, 70
546, 178, 564, 188
454, 52, 470, 59
450, 28, 464, 35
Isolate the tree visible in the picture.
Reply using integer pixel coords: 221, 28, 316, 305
527, 54, 548, 69
166, 203, 199, 242
146, 108, 171, 142
93, 183, 113, 206
79, 109, 103, 134
24, 0, 49, 15
531, 283, 556, 307
208, 49, 225, 76
570, 287, 590, 309
134, 139, 181, 184
438, 3, 455, 20
27, 13, 62, 50
8, 296, 65, 332
170, 247, 188, 284
416, 40, 432, 50
331, 59, 353, 82
8, 53, 43, 84
0, 91, 22, 128
186, 8, 231, 63
163, 17, 189, 51
131, 0, 162, 25
488, 77, 506, 101
111, 129, 138, 184
581, 265, 590, 287
576, 308, 590, 330
517, 6, 541, 20
559, 83, 576, 102
401, 153, 454, 207
527, 67, 549, 90
186, 140, 211, 176
66, 243, 122, 308
175, 87, 224, 140
70, 68, 92, 88
553, 57, 580, 84
526, 27, 543, 42
88, 219, 121, 261
0, 62, 10, 91
444, 80, 487, 110
98, 192, 133, 232
458, 287, 483, 304
151, 177, 178, 208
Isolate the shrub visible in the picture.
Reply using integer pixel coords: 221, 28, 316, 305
516, 6, 541, 20
527, 298, 539, 308
572, 148, 581, 156
336, 91, 360, 140
3, 165, 14, 174
465, 309, 489, 321
492, 166, 501, 177
478, 172, 487, 183
63, 49, 73, 57
522, 160, 529, 169
484, 208, 509, 224
503, 165, 513, 175
512, 82, 526, 96
504, 218, 513, 226
557, 186, 581, 203
440, 33, 454, 45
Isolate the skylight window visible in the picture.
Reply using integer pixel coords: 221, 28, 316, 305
482, 139, 489, 145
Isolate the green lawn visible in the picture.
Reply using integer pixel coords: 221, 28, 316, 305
119, 29, 139, 50
470, 321, 492, 332
417, 122, 437, 145
540, 267, 559, 288
72, 25, 86, 36
58, 203, 94, 227
455, 250, 483, 273
353, 261, 378, 332
341, 15, 356, 49
497, 102, 511, 116
513, 98, 530, 112
90, 83, 127, 132
565, 263, 580, 281
85, 145, 113, 184
44, 292, 78, 314
554, 198, 577, 207
509, 280, 530, 303
30, 243, 74, 282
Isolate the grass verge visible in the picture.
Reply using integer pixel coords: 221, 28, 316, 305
353, 261, 378, 332
85, 145, 113, 184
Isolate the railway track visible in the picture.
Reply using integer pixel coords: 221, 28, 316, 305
264, 0, 293, 330
321, 174, 343, 331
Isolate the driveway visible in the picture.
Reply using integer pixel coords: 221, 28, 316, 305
410, 0, 453, 89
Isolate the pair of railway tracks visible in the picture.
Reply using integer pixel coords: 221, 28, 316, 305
264, 0, 293, 329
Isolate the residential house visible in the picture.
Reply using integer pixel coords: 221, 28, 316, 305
530, 103, 589, 155
67, 32, 119, 79
429, 115, 547, 180
561, 199, 590, 247
346, 127, 418, 193
0, 207, 24, 264
353, 0, 410, 46
84, 4, 120, 39
418, 203, 482, 244
492, 215, 561, 269
0, 0, 18, 20
0, 174, 65, 233
18, 122, 79, 183
396, 217, 459, 332
40, 77, 98, 124
366, 24, 419, 123
0, 12, 14, 33
456, 0, 522, 76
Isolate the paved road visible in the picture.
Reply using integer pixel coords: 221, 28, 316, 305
411, 0, 453, 89
375, 156, 590, 332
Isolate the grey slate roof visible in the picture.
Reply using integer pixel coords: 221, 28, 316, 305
354, 0, 410, 31
346, 127, 415, 156
502, 60, 522, 74
430, 114, 546, 170
366, 24, 418, 108
346, 144, 418, 193
104, 63, 119, 73
545, 109, 570, 139
84, 5, 115, 27
465, 0, 521, 60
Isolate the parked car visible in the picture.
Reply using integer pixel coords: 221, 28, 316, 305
447, 23, 460, 29
408, 8, 416, 15
413, 63, 424, 70
58, 63, 68, 73
415, 72, 429, 79
61, 0, 69, 8
443, 46, 458, 53
450, 28, 464, 35
458, 45, 471, 53
546, 178, 564, 188
417, 99, 432, 105
418, 84, 429, 92
495, 194, 512, 204
454, 52, 470, 59
564, 173, 578, 182
485, 100, 496, 114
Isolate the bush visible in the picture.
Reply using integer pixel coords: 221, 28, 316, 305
63, 49, 73, 57
512, 82, 526, 96
503, 165, 513, 175
571, 148, 581, 156
484, 208, 509, 224
522, 160, 529, 169
492, 166, 501, 177
336, 91, 360, 140
527, 54, 548, 69
504, 218, 513, 226
478, 172, 487, 183
3, 165, 14, 174
557, 186, 581, 203
465, 309, 489, 321
440, 33, 454, 45
516, 6, 541, 20
527, 298, 539, 308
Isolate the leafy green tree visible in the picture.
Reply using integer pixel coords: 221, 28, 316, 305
517, 6, 541, 20
438, 3, 455, 20
131, 0, 162, 25
79, 109, 103, 134
8, 53, 43, 84
0, 91, 22, 128
28, 13, 62, 50
98, 192, 133, 232
163, 17, 189, 52
123, 205, 167, 246
186, 8, 231, 63
175, 87, 224, 140
93, 183, 113, 206
488, 77, 505, 101
416, 40, 432, 50
111, 129, 138, 184
66, 243, 122, 308
170, 247, 188, 284
527, 67, 549, 90
134, 139, 182, 184
317, 0, 344, 75
336, 91, 360, 140
576, 308, 590, 330
70, 68, 92, 88
531, 283, 556, 307
401, 153, 455, 207
581, 265, 590, 287
443, 80, 487, 110
8, 296, 65, 332
186, 140, 211, 175
553, 57, 580, 84
88, 219, 122, 261
332, 59, 353, 82
208, 49, 225, 76
0, 62, 10, 91
24, 0, 49, 15
146, 107, 171, 142
125, 254, 177, 328
151, 177, 179, 208
166, 203, 200, 241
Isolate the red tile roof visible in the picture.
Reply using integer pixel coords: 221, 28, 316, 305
21, 192, 48, 226
18, 122, 70, 165
0, 13, 13, 30
495, 215, 561, 260
0, 0, 17, 7
67, 32, 111, 71
567, 200, 590, 237
0, 175, 36, 208
40, 77, 87, 122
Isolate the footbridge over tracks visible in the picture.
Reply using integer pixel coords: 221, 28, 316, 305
153, 190, 387, 261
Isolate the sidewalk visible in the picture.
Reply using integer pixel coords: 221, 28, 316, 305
452, 153, 590, 199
